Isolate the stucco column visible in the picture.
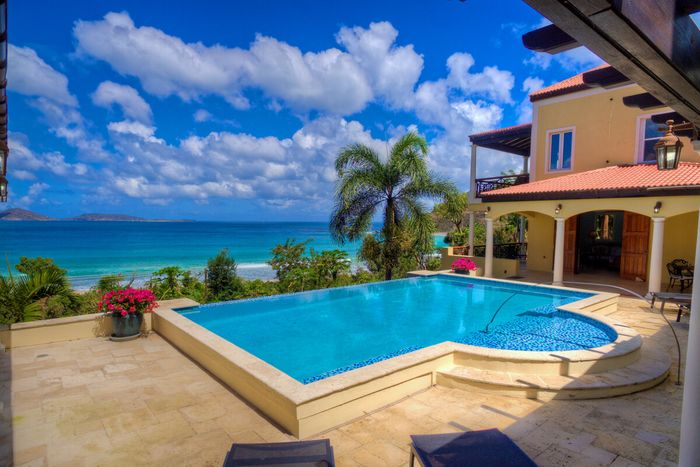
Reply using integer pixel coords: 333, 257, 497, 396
485, 218, 494, 278
468, 211, 475, 256
647, 217, 665, 296
469, 144, 478, 204
553, 218, 565, 286
679, 209, 700, 466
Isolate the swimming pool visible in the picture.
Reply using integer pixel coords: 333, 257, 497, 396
177, 275, 615, 384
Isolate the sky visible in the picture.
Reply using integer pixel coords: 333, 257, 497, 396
7, 0, 608, 221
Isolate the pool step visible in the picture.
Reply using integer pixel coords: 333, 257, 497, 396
436, 348, 670, 400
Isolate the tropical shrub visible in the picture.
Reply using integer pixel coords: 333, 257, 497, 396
452, 258, 477, 272
205, 249, 244, 300
0, 258, 78, 323
99, 288, 157, 317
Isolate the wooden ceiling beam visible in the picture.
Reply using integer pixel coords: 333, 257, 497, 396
523, 0, 700, 127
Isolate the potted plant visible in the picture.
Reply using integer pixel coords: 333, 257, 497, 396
451, 258, 479, 276
99, 288, 157, 341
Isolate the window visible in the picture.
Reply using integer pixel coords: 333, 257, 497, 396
638, 116, 666, 162
548, 129, 574, 171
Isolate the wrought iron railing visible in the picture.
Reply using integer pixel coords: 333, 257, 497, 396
453, 242, 527, 260
475, 173, 529, 197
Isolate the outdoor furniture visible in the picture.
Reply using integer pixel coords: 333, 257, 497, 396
409, 429, 536, 467
666, 260, 693, 292
650, 292, 692, 322
223, 439, 334, 466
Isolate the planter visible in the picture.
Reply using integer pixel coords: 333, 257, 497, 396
452, 269, 468, 275
110, 313, 143, 341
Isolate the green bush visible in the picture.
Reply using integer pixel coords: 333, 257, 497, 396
205, 249, 244, 300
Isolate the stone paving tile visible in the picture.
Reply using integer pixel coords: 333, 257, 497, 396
0, 296, 688, 466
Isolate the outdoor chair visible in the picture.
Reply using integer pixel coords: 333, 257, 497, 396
223, 439, 334, 466
666, 261, 693, 292
409, 429, 536, 467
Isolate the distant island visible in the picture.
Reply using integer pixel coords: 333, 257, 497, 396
0, 208, 193, 222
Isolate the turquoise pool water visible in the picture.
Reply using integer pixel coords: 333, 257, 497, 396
177, 275, 615, 383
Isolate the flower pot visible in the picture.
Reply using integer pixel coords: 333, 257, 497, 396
452, 269, 468, 275
110, 313, 143, 341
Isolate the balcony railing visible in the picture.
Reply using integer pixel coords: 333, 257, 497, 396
475, 173, 529, 197
452, 242, 527, 260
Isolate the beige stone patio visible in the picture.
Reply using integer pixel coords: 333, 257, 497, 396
0, 296, 687, 466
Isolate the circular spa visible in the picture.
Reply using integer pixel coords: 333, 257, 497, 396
177, 274, 617, 383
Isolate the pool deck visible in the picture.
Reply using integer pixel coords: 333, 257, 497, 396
1, 295, 686, 466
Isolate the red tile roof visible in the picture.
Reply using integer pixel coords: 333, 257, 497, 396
481, 162, 700, 201
469, 123, 532, 140
529, 64, 612, 102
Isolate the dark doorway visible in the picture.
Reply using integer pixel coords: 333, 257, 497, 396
576, 211, 625, 274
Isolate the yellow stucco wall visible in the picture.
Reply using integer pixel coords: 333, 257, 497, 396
525, 213, 554, 272
532, 85, 698, 182
660, 211, 698, 285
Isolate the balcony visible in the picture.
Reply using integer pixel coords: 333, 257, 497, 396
475, 173, 529, 197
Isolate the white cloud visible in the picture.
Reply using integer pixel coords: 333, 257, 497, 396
74, 13, 428, 115
9, 134, 91, 179
8, 45, 77, 106
8, 45, 109, 161
16, 182, 49, 208
446, 53, 514, 104
107, 120, 164, 144
92, 81, 152, 123
193, 109, 212, 122
516, 76, 544, 124
525, 47, 603, 72
336, 21, 423, 109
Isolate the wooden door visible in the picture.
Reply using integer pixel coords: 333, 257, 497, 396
620, 212, 650, 280
564, 216, 577, 273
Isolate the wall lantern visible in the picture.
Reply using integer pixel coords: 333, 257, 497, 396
654, 201, 662, 214
0, 175, 7, 202
655, 120, 684, 170
554, 204, 562, 215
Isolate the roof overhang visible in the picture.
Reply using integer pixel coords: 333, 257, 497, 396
523, 0, 700, 127
468, 124, 531, 157
481, 186, 700, 202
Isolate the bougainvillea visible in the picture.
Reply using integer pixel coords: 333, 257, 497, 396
99, 288, 158, 318
451, 258, 477, 272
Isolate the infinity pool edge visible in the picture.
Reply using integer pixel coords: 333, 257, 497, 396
152, 276, 638, 438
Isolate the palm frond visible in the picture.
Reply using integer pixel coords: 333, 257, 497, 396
388, 132, 429, 182
335, 144, 383, 176
330, 190, 384, 243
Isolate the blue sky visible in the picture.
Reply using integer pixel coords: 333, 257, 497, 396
7, 0, 606, 221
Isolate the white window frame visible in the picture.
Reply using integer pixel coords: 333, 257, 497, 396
545, 126, 575, 173
635, 113, 665, 164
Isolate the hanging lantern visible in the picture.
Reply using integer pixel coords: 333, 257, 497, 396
654, 120, 683, 170
0, 175, 7, 202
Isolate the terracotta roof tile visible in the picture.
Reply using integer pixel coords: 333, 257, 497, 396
529, 64, 611, 101
481, 163, 700, 200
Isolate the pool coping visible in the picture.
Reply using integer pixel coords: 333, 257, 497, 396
153, 274, 633, 437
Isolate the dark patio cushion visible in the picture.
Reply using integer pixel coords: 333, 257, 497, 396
223, 439, 334, 466
411, 429, 536, 467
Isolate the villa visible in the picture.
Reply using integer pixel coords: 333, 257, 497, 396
3, 2, 700, 467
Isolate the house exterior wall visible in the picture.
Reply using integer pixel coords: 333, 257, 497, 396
525, 214, 554, 273
659, 211, 698, 285
531, 85, 699, 182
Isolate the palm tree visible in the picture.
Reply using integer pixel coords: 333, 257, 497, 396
330, 132, 457, 280
0, 268, 74, 323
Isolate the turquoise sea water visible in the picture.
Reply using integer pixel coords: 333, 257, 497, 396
0, 221, 368, 287
0, 221, 446, 288
178, 275, 610, 383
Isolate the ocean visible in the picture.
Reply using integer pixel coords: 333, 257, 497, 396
0, 221, 449, 288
